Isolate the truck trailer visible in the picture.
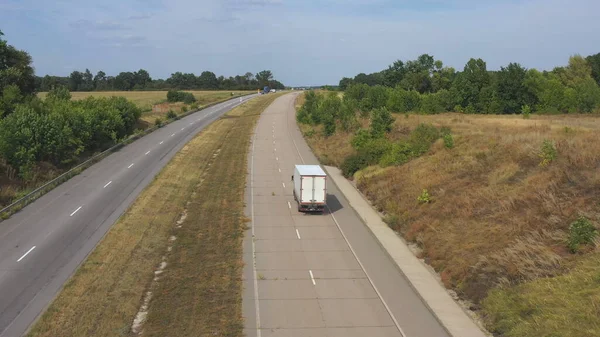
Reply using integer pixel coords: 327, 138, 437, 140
292, 165, 327, 212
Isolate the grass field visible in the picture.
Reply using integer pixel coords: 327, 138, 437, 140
296, 94, 600, 337
27, 93, 282, 337
37, 90, 255, 124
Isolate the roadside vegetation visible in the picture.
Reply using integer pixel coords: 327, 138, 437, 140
296, 56, 600, 336
0, 30, 259, 212
27, 93, 282, 337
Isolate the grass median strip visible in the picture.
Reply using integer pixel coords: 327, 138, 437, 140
27, 93, 282, 337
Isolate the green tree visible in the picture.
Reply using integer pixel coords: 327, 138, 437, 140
46, 85, 72, 101
370, 107, 394, 137
383, 60, 406, 88
559, 55, 592, 87
134, 69, 151, 89
198, 71, 218, 89
496, 63, 535, 113
93, 71, 108, 90
339, 77, 354, 90
452, 58, 490, 112
574, 78, 600, 112
586, 53, 600, 86
0, 30, 36, 99
256, 70, 274, 87
68, 71, 83, 91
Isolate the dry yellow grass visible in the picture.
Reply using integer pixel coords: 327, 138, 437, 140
298, 105, 600, 336
27, 93, 281, 337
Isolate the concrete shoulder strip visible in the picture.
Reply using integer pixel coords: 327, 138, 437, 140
323, 165, 489, 337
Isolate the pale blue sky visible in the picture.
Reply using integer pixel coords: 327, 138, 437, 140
1, 0, 599, 86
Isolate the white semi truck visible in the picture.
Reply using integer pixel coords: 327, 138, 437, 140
292, 165, 327, 212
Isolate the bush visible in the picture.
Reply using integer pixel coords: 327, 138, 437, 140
341, 153, 370, 178
167, 90, 196, 104
190, 102, 199, 110
166, 110, 177, 120
420, 92, 444, 114
568, 216, 598, 253
538, 140, 557, 167
417, 189, 431, 203
182, 93, 196, 104
370, 107, 394, 137
443, 133, 454, 149
351, 129, 373, 150
181, 105, 188, 113
379, 142, 414, 167
155, 118, 163, 127
410, 123, 441, 155
522, 104, 531, 119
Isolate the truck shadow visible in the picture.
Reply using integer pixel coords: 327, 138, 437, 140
325, 194, 343, 214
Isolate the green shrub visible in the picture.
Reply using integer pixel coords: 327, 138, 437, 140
351, 129, 373, 150
323, 113, 336, 136
521, 104, 531, 119
410, 123, 441, 155
190, 102, 199, 110
379, 142, 413, 167
443, 133, 454, 149
341, 153, 369, 178
303, 129, 315, 138
155, 118, 163, 127
453, 104, 464, 113
568, 216, 598, 253
167, 90, 196, 104
417, 189, 431, 203
538, 140, 557, 167
370, 107, 394, 137
166, 110, 177, 120
342, 138, 391, 177
181, 105, 188, 113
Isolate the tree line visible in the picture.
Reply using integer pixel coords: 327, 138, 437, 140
37, 69, 285, 92
338, 53, 600, 114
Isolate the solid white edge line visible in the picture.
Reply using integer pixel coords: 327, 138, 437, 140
309, 270, 316, 285
69, 206, 82, 217
288, 201, 292, 209
103, 181, 112, 188
296, 228, 301, 239
145, 151, 150, 155
17, 246, 36, 262
286, 95, 407, 337
128, 163, 134, 169
251, 122, 262, 336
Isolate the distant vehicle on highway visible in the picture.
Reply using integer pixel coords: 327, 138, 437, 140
291, 165, 327, 212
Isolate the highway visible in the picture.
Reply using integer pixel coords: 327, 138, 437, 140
242, 93, 450, 337
0, 94, 257, 337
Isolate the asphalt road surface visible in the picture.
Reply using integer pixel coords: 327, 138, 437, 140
0, 94, 257, 337
242, 93, 450, 337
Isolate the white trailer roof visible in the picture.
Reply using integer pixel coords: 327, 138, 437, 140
295, 165, 326, 176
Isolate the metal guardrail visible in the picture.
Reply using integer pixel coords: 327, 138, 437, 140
0, 93, 255, 220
